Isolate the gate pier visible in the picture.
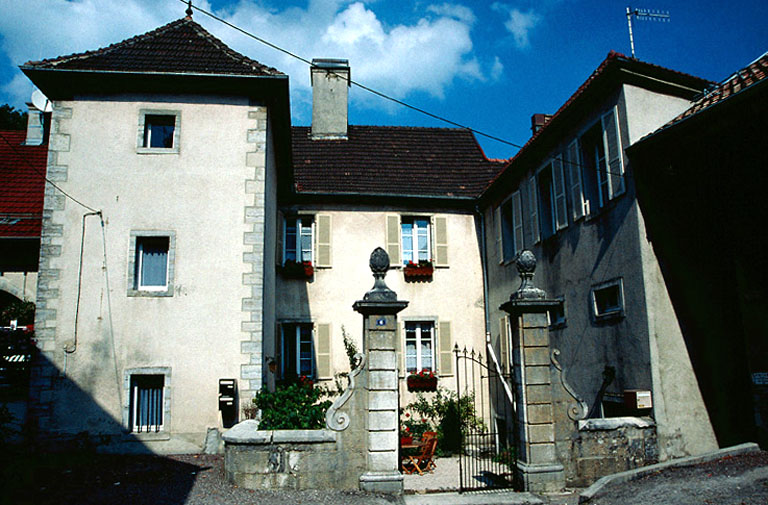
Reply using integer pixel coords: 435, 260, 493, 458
501, 250, 566, 493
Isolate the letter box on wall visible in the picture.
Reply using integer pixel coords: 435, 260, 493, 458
624, 389, 653, 410
219, 379, 237, 428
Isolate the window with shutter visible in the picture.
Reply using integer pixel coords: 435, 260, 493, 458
499, 191, 523, 262
601, 107, 625, 199
536, 164, 556, 239
315, 214, 332, 268
567, 139, 586, 220
438, 321, 453, 377
280, 322, 315, 379
385, 215, 401, 267
433, 216, 449, 267
315, 323, 332, 379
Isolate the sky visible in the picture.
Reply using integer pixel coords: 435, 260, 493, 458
0, 0, 765, 159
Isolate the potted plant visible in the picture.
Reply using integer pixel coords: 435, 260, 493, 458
403, 259, 433, 280
281, 259, 314, 279
400, 425, 413, 446
407, 369, 438, 392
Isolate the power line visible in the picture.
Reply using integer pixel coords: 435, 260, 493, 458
178, 0, 626, 179
0, 132, 100, 214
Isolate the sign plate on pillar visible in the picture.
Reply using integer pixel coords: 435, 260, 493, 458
376, 317, 387, 327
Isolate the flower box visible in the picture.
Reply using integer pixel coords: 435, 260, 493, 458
281, 260, 314, 279
403, 260, 433, 281
407, 370, 438, 392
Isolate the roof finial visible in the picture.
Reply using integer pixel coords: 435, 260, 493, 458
185, 0, 193, 19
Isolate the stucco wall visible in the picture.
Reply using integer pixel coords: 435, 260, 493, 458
0, 271, 37, 304
31, 94, 274, 452
273, 206, 487, 406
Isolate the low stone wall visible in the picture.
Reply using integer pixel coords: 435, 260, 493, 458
567, 417, 658, 487
223, 420, 365, 490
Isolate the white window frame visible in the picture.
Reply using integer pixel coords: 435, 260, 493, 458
281, 322, 315, 379
127, 231, 175, 297
283, 216, 314, 265
404, 321, 435, 373
130, 374, 165, 433
137, 109, 181, 154
123, 366, 171, 437
591, 278, 625, 320
401, 216, 431, 265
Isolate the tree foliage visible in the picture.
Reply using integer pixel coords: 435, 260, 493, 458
0, 104, 27, 131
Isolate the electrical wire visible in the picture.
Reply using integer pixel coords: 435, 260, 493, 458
177, 0, 626, 179
0, 132, 101, 214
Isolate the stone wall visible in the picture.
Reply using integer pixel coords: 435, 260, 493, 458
566, 417, 658, 487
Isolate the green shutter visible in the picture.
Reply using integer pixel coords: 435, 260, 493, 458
315, 214, 332, 268
433, 216, 449, 267
438, 321, 453, 377
386, 215, 401, 266
316, 323, 332, 380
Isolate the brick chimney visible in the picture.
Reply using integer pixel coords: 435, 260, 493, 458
311, 58, 350, 140
531, 113, 552, 136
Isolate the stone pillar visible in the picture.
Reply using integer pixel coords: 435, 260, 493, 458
500, 250, 565, 493
353, 248, 408, 494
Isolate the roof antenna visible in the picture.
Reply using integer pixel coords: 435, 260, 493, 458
186, 0, 193, 19
626, 6, 670, 58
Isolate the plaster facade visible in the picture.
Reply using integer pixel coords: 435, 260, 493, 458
0, 271, 37, 305
31, 95, 276, 452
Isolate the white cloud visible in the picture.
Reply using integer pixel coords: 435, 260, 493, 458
490, 56, 504, 81
0, 0, 498, 118
491, 3, 542, 49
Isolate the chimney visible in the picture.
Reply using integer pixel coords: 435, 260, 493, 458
311, 58, 350, 140
530, 113, 552, 136
24, 103, 46, 146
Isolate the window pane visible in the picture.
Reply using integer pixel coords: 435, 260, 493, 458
138, 237, 169, 287
416, 220, 429, 261
144, 115, 175, 148
131, 375, 164, 432
405, 326, 417, 371
401, 221, 413, 264
285, 220, 297, 262
500, 200, 515, 262
420, 324, 433, 371
300, 219, 313, 262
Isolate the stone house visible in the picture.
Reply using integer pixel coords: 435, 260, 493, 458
627, 50, 768, 450
478, 51, 721, 481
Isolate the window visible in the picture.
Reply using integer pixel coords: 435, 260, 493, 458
549, 297, 566, 328
130, 374, 164, 433
135, 237, 169, 290
284, 216, 314, 264
497, 191, 524, 263
137, 110, 180, 153
281, 323, 314, 379
401, 217, 430, 265
128, 231, 175, 297
537, 165, 555, 238
591, 279, 625, 320
405, 321, 435, 373
577, 107, 625, 212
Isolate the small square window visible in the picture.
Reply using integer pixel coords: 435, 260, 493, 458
591, 279, 624, 320
137, 110, 180, 153
130, 374, 164, 433
135, 237, 169, 290
143, 115, 175, 148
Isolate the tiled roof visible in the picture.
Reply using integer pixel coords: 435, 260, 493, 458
291, 126, 506, 199
650, 51, 768, 136
0, 131, 47, 238
23, 17, 282, 77
481, 51, 711, 196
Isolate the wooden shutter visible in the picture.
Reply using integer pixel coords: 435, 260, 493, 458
433, 216, 449, 267
553, 156, 568, 230
511, 191, 523, 256
315, 323, 332, 380
499, 316, 509, 374
567, 139, 586, 220
602, 107, 625, 199
494, 206, 503, 264
276, 211, 284, 266
438, 321, 453, 377
396, 322, 405, 378
315, 214, 332, 268
528, 176, 540, 244
385, 215, 401, 267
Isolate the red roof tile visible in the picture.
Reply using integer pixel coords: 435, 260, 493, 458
650, 51, 768, 136
481, 51, 712, 197
292, 126, 505, 199
23, 18, 282, 77
0, 131, 47, 238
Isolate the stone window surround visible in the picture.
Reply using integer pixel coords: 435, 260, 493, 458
136, 109, 181, 154
401, 315, 438, 374
127, 230, 176, 297
122, 366, 172, 440
590, 277, 625, 321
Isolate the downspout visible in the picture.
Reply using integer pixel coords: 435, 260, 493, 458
475, 205, 515, 407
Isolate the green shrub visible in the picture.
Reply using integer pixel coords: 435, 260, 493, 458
253, 377, 332, 430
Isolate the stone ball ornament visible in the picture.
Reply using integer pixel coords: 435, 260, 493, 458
516, 250, 537, 274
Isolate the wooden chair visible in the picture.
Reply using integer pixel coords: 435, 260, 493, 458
402, 436, 438, 475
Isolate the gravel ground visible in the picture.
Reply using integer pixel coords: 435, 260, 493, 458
0, 452, 401, 505
585, 451, 768, 505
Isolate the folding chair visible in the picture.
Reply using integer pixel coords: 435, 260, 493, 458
402, 437, 438, 475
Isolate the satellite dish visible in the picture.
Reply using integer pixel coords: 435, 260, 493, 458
31, 89, 52, 112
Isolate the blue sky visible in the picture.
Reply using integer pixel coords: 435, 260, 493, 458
0, 0, 765, 159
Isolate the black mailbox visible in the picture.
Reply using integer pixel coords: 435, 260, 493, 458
218, 379, 237, 428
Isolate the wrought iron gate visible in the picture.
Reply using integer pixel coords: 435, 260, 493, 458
455, 344, 518, 492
